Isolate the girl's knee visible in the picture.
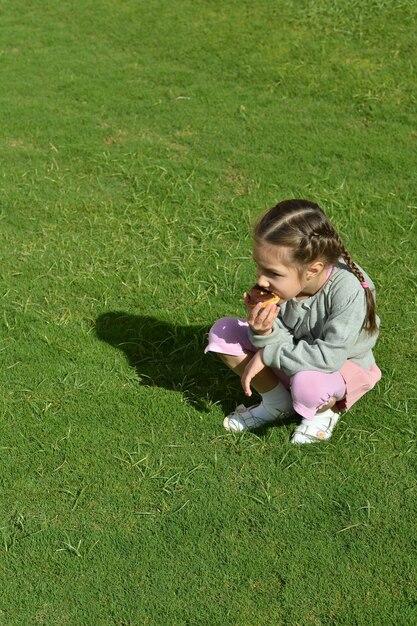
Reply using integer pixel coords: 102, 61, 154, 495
291, 371, 321, 408
208, 317, 233, 338
290, 370, 345, 413
205, 317, 251, 356
207, 317, 236, 347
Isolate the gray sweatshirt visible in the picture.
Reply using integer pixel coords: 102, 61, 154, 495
248, 261, 380, 376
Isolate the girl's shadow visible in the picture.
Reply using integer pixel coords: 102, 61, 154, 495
94, 312, 243, 414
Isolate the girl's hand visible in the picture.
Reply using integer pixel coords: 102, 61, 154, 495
244, 294, 280, 336
241, 350, 265, 396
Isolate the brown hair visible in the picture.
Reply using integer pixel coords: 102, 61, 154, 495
254, 199, 378, 334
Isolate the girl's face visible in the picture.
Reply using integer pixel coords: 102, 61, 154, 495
253, 242, 324, 302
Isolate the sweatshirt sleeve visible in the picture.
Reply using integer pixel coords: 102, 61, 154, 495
261, 288, 367, 375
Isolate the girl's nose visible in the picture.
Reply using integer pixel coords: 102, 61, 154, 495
256, 273, 269, 289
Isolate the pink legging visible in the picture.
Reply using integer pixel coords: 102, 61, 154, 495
205, 318, 346, 419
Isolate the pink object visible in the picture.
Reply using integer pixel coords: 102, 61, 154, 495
205, 317, 381, 419
361, 281, 369, 288
291, 370, 346, 418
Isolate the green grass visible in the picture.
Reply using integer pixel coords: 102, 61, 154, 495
0, 0, 416, 623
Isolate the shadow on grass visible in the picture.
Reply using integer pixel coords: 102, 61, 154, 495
94, 311, 246, 415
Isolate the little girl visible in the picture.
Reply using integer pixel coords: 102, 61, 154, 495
205, 199, 381, 444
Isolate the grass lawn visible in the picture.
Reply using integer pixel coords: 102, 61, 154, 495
0, 0, 416, 624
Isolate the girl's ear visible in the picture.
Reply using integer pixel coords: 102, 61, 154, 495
306, 260, 325, 280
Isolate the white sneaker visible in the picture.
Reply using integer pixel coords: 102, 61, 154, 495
223, 403, 290, 433
291, 408, 341, 444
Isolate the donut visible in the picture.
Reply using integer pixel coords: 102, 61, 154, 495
246, 284, 280, 308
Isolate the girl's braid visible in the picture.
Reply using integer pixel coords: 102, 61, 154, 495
333, 231, 366, 283
331, 228, 378, 333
